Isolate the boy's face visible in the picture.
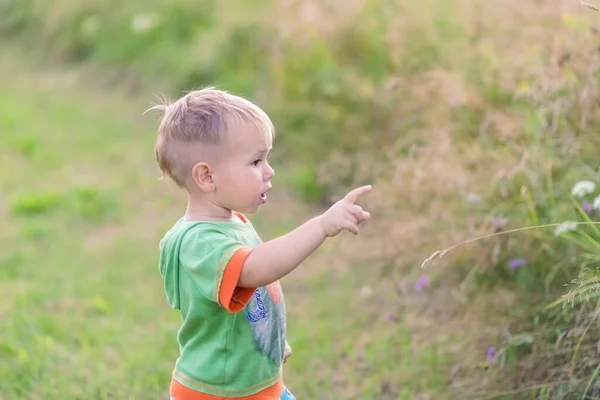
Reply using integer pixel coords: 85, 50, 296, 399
212, 123, 274, 215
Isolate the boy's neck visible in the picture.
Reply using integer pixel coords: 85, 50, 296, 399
185, 194, 237, 222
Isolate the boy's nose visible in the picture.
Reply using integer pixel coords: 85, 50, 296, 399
265, 164, 275, 180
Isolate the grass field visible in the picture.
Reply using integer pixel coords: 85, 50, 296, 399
3, 0, 600, 399
0, 48, 186, 399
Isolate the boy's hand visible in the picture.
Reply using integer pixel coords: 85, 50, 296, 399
238, 185, 372, 288
320, 185, 372, 237
284, 341, 292, 363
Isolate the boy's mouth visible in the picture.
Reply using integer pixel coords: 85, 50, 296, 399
260, 185, 271, 204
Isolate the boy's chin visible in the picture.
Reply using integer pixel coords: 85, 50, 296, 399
238, 204, 262, 215
247, 205, 263, 214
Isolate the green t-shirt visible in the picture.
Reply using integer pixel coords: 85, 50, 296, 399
158, 215, 287, 397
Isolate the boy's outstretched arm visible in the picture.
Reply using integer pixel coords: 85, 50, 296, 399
238, 185, 372, 288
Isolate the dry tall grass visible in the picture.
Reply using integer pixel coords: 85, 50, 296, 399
276, 0, 600, 397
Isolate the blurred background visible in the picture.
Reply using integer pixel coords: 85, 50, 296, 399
1, 0, 600, 399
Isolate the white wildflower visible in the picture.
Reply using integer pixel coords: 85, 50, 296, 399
571, 180, 596, 198
554, 221, 578, 236
594, 195, 600, 211
131, 13, 161, 34
466, 192, 482, 204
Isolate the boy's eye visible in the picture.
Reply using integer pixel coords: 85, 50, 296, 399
252, 159, 261, 166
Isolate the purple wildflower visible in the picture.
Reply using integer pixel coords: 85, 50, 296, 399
491, 217, 507, 229
415, 275, 429, 291
508, 257, 527, 270
583, 201, 594, 215
487, 346, 496, 361
386, 312, 397, 322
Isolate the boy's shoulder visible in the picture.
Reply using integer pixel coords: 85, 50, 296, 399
158, 214, 260, 310
160, 214, 259, 251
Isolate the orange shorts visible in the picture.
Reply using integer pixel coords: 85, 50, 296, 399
169, 378, 285, 400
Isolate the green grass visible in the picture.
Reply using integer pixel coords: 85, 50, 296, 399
0, 49, 181, 399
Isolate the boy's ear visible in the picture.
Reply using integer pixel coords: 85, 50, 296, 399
191, 162, 215, 192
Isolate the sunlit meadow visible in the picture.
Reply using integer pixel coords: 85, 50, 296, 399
2, 0, 600, 398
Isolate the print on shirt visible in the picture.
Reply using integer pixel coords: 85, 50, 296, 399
245, 282, 286, 365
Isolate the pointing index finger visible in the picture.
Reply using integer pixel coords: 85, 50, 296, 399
344, 185, 372, 203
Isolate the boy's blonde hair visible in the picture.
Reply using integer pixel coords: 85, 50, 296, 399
147, 87, 275, 188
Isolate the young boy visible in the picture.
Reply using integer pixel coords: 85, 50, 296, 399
151, 88, 371, 400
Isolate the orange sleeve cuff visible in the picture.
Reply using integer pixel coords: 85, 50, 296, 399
219, 247, 256, 313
